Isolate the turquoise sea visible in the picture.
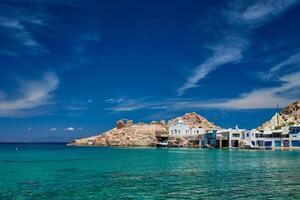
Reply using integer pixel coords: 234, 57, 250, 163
0, 143, 299, 199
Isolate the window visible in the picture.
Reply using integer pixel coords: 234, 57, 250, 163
275, 141, 281, 147
291, 140, 300, 147
264, 141, 272, 147
283, 140, 290, 147
232, 133, 240, 137
251, 141, 255, 146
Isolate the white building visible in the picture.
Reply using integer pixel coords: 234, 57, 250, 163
169, 120, 206, 137
169, 120, 191, 137
228, 126, 250, 148
248, 126, 300, 149
289, 125, 300, 148
191, 127, 206, 135
249, 129, 290, 149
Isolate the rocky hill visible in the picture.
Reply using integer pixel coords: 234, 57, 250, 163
258, 100, 300, 130
168, 112, 219, 130
69, 123, 168, 147
69, 112, 219, 147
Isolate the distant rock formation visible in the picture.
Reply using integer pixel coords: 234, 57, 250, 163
258, 100, 300, 130
69, 123, 168, 146
168, 112, 219, 130
69, 112, 219, 147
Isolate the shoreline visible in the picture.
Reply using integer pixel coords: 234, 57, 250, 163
67, 143, 300, 151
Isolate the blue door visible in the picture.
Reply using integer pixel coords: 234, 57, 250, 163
264, 141, 272, 147
275, 141, 281, 147
291, 140, 300, 147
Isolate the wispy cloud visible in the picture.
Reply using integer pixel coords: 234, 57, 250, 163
177, 40, 245, 95
0, 4, 50, 56
0, 72, 59, 117
65, 99, 93, 111
62, 22, 101, 71
241, 0, 298, 23
49, 128, 57, 132
105, 98, 168, 112
107, 69, 300, 112
0, 1, 97, 57
268, 51, 300, 75
178, 0, 299, 95
64, 127, 83, 132
64, 127, 75, 131
187, 72, 300, 109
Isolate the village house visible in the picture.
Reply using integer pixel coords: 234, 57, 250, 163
289, 125, 300, 148
215, 129, 230, 148
169, 120, 190, 137
228, 126, 250, 148
168, 118, 300, 150
249, 129, 290, 149
169, 120, 206, 137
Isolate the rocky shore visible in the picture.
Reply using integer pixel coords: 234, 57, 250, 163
69, 123, 168, 147
69, 112, 217, 147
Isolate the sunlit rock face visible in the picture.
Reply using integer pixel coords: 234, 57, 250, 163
168, 112, 219, 130
70, 123, 168, 146
258, 100, 300, 130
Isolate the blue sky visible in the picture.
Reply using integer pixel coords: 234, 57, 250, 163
1, 0, 300, 142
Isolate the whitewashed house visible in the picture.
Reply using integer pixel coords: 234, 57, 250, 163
228, 126, 249, 148
169, 120, 206, 137
289, 125, 300, 148
191, 126, 206, 135
169, 120, 191, 137
249, 129, 290, 149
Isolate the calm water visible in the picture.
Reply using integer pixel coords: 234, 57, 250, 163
0, 144, 299, 199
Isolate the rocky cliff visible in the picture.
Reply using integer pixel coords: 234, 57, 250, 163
258, 100, 300, 130
168, 112, 219, 130
69, 112, 218, 147
69, 123, 168, 146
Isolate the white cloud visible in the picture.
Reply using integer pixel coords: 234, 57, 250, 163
242, 0, 298, 23
49, 128, 57, 131
106, 98, 167, 112
107, 70, 300, 111
64, 127, 75, 131
177, 43, 244, 95
105, 98, 126, 104
64, 127, 83, 131
177, 0, 299, 95
65, 99, 93, 111
0, 72, 59, 117
269, 52, 300, 74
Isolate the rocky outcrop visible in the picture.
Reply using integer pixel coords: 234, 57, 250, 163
258, 100, 300, 130
69, 123, 168, 147
167, 137, 189, 147
168, 112, 219, 130
69, 112, 219, 147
